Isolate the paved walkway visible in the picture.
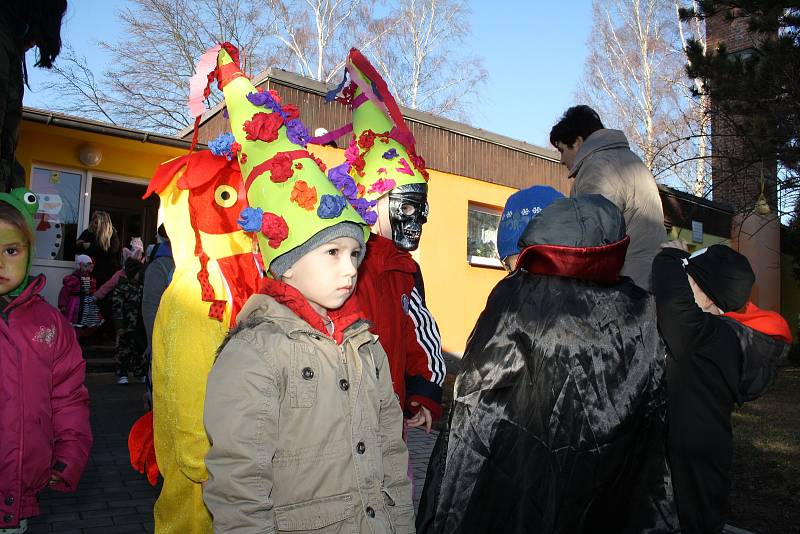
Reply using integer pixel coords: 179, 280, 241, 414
26, 374, 439, 534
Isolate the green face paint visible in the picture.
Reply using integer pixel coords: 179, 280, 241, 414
0, 222, 30, 297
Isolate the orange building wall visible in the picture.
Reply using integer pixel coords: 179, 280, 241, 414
16, 121, 184, 183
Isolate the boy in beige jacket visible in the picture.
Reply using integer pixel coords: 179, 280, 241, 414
202, 43, 413, 534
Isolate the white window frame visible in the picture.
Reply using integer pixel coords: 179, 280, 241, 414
466, 202, 503, 269
81, 170, 152, 232
28, 163, 89, 269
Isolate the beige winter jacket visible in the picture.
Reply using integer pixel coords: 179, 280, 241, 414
570, 129, 667, 290
203, 294, 414, 534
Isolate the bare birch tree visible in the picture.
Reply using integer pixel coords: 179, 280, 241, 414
369, 0, 487, 120
672, 0, 710, 196
266, 0, 391, 82
37, 0, 487, 131
579, 0, 709, 192
41, 0, 284, 132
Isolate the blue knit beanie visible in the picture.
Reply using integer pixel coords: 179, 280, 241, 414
497, 185, 564, 260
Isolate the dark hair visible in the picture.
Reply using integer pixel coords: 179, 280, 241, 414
123, 258, 144, 280
0, 201, 34, 249
549, 105, 604, 148
27, 0, 69, 69
156, 224, 168, 240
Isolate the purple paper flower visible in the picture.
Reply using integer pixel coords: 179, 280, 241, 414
208, 132, 236, 160
285, 118, 310, 147
247, 91, 286, 118
382, 148, 399, 160
238, 207, 263, 232
222, 107, 229, 119
328, 163, 358, 199
247, 91, 275, 108
350, 197, 377, 225
317, 195, 348, 219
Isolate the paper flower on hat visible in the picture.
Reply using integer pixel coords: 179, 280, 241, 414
208, 132, 241, 161
290, 181, 318, 211
213, 44, 368, 275
319, 48, 429, 203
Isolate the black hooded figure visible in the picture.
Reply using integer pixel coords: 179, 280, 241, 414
417, 195, 678, 534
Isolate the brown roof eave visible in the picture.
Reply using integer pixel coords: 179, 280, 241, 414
657, 184, 735, 214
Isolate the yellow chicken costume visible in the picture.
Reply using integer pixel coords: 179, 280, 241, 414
145, 147, 261, 533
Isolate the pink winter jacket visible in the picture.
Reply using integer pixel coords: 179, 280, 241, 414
0, 275, 92, 527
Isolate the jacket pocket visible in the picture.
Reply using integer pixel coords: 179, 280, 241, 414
382, 489, 414, 534
289, 344, 318, 408
274, 493, 356, 532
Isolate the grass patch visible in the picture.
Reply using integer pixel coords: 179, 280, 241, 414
729, 366, 800, 533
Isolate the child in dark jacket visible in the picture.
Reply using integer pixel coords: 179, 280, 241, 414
112, 258, 147, 385
652, 242, 791, 533
0, 189, 92, 534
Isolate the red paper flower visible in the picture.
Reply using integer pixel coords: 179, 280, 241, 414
243, 112, 282, 142
290, 180, 318, 211
230, 142, 242, 156
294, 163, 303, 170
358, 129, 376, 150
268, 89, 281, 104
357, 183, 366, 198
241, 152, 248, 164
352, 155, 366, 177
282, 104, 300, 120
410, 153, 429, 180
261, 212, 289, 249
267, 152, 295, 183
311, 155, 327, 172
336, 82, 356, 106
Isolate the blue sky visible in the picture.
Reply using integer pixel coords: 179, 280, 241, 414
23, 0, 594, 149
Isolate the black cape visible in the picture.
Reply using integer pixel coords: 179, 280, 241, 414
416, 269, 679, 534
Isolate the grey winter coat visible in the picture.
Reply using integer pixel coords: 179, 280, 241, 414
141, 252, 174, 357
569, 129, 666, 290
203, 294, 414, 534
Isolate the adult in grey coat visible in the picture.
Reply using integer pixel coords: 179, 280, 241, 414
142, 225, 174, 371
550, 105, 666, 290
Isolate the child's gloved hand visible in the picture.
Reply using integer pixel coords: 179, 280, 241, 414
407, 401, 433, 433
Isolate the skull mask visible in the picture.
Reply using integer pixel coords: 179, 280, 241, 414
388, 183, 429, 251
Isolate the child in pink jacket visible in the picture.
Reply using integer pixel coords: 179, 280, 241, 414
0, 189, 93, 534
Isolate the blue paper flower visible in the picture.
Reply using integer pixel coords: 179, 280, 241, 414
237, 207, 263, 232
350, 197, 377, 225
209, 132, 236, 160
382, 148, 398, 160
285, 118, 310, 147
317, 195, 348, 219
328, 163, 358, 199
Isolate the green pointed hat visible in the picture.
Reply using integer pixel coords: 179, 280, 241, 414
0, 187, 39, 296
213, 45, 369, 276
337, 48, 429, 202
